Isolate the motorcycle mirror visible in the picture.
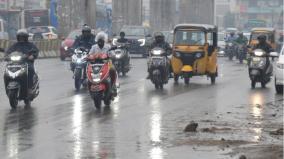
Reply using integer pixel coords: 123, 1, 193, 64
270, 52, 279, 57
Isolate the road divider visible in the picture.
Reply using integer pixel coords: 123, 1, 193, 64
0, 39, 61, 59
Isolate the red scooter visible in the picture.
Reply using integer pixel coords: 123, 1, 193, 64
86, 53, 116, 109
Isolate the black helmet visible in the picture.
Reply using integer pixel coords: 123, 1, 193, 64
230, 32, 235, 36
257, 35, 266, 43
154, 32, 164, 43
238, 31, 243, 36
120, 31, 125, 37
82, 25, 91, 37
17, 29, 29, 42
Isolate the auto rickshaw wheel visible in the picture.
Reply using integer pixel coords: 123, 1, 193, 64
174, 75, 179, 83
184, 77, 190, 85
210, 75, 216, 85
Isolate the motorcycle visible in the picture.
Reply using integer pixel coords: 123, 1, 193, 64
71, 47, 89, 91
148, 47, 169, 89
248, 49, 273, 88
111, 42, 131, 76
4, 51, 39, 108
86, 53, 116, 109
237, 44, 247, 64
226, 42, 235, 60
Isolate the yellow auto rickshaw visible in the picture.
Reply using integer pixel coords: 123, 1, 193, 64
248, 28, 276, 53
171, 24, 218, 84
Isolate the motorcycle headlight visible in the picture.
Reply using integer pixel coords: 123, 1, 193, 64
91, 73, 102, 82
228, 43, 233, 46
10, 56, 21, 61
254, 51, 264, 56
277, 62, 284, 69
76, 59, 82, 63
115, 53, 122, 58
64, 46, 68, 51
138, 39, 145, 46
152, 50, 162, 55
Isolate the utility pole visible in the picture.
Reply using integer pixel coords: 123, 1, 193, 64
112, 0, 142, 34
150, 0, 176, 31
85, 0, 96, 29
179, 0, 215, 25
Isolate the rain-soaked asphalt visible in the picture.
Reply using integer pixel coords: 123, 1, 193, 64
0, 57, 283, 159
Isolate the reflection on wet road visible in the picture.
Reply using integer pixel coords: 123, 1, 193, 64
0, 58, 282, 158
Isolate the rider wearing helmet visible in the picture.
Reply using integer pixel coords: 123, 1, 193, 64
89, 32, 117, 96
147, 32, 172, 79
72, 25, 96, 51
254, 35, 273, 53
5, 29, 39, 94
235, 32, 248, 45
226, 32, 237, 42
117, 31, 128, 43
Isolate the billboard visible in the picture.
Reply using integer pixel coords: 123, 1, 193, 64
24, 10, 49, 27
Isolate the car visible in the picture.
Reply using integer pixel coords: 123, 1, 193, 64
27, 26, 58, 41
112, 25, 152, 57
275, 46, 284, 94
218, 32, 226, 56
59, 30, 81, 61
60, 29, 96, 61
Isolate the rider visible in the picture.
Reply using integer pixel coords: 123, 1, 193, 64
89, 32, 117, 96
5, 29, 39, 94
235, 32, 248, 45
226, 32, 237, 42
117, 31, 128, 43
254, 35, 273, 53
72, 25, 96, 50
146, 32, 172, 79
70, 25, 95, 72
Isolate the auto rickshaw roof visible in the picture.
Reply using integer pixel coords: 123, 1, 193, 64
174, 24, 218, 32
251, 27, 275, 32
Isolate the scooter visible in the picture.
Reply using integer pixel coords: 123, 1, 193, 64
86, 53, 116, 109
148, 47, 169, 89
237, 44, 247, 64
71, 47, 89, 91
249, 49, 274, 88
226, 42, 235, 60
111, 42, 131, 76
4, 51, 39, 108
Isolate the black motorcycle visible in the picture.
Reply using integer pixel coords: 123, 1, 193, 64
148, 47, 169, 89
237, 44, 247, 64
226, 42, 235, 60
4, 51, 39, 108
111, 43, 131, 76
248, 49, 273, 88
71, 47, 89, 91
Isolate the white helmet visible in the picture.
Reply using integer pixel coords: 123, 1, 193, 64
95, 31, 108, 43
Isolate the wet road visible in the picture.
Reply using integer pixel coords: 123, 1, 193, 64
0, 58, 283, 159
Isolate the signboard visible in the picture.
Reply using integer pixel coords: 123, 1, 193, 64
0, 0, 7, 10
24, 10, 49, 27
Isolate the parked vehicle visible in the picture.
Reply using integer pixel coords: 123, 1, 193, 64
4, 51, 39, 108
148, 47, 169, 89
112, 25, 152, 57
275, 46, 284, 94
248, 49, 277, 88
218, 32, 226, 56
71, 47, 89, 91
111, 42, 131, 76
27, 26, 58, 41
171, 24, 218, 85
86, 53, 116, 109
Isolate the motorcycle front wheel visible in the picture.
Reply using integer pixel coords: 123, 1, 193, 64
93, 92, 103, 109
8, 90, 18, 109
